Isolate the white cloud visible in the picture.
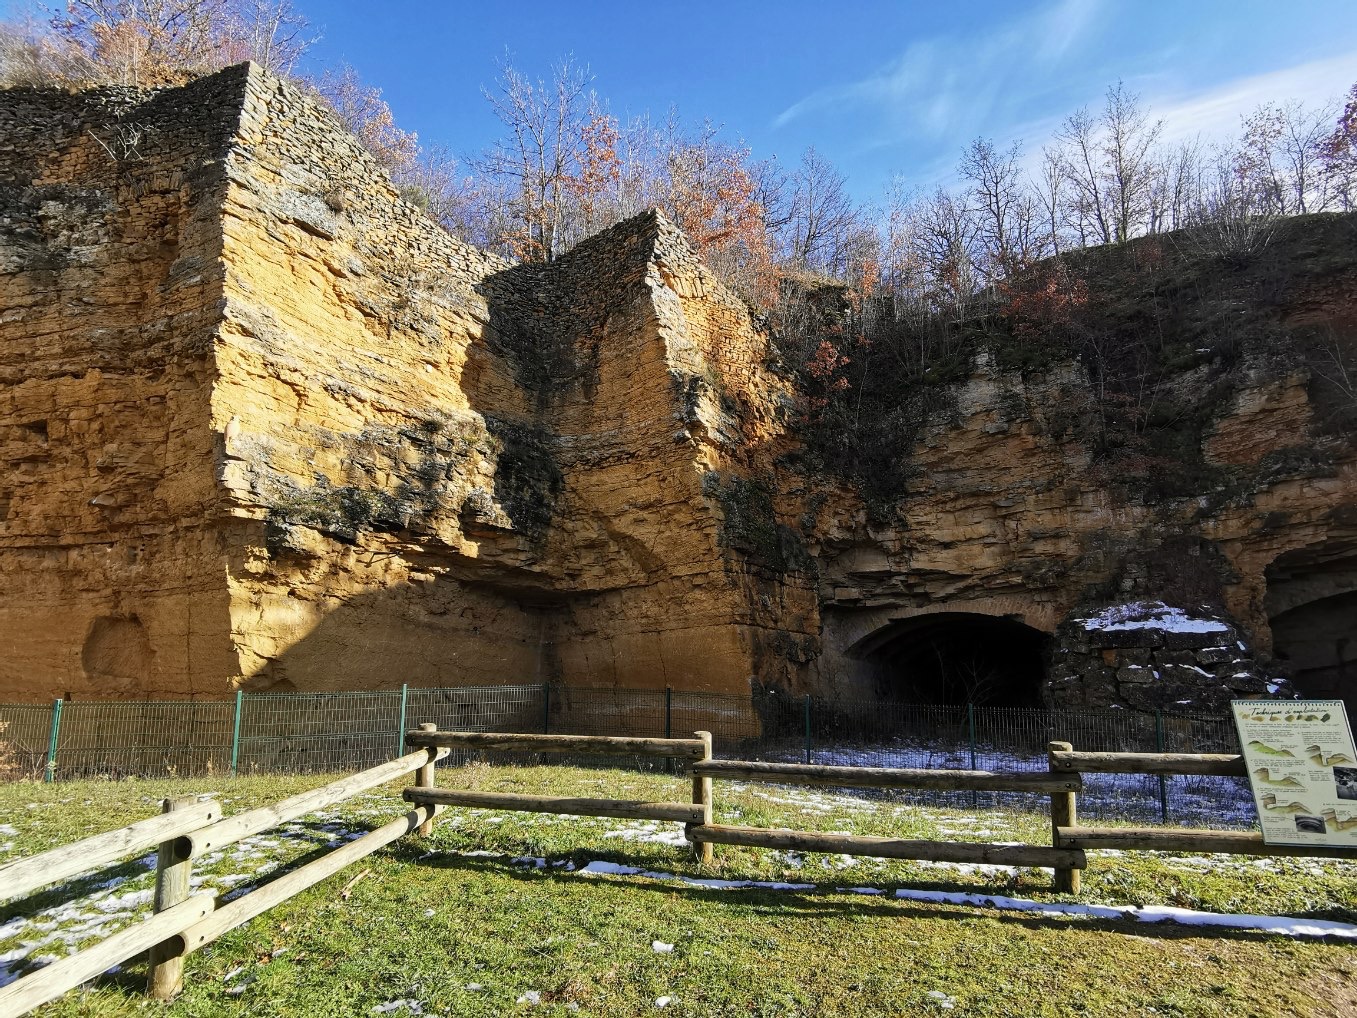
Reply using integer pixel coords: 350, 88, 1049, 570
772, 0, 1103, 140
1149, 51, 1356, 146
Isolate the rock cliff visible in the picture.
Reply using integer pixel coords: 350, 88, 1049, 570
1, 65, 1353, 709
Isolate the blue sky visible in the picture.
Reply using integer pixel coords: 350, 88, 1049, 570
9, 0, 1357, 205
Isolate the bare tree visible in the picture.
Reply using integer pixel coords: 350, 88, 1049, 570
396, 144, 478, 240
913, 186, 981, 317
1147, 137, 1203, 234
1053, 104, 1112, 245
785, 146, 860, 275
478, 56, 591, 262
958, 137, 1045, 279
1235, 98, 1339, 215
1050, 83, 1162, 245
31, 0, 311, 86
1035, 146, 1068, 255
1101, 81, 1163, 242
1325, 83, 1357, 211
314, 64, 419, 176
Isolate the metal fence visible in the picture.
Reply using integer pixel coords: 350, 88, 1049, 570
0, 684, 1254, 828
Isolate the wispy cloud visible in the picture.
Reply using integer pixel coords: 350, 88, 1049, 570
1149, 52, 1357, 146
772, 0, 1103, 141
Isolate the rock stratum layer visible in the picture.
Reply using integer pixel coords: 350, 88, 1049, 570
2, 65, 1354, 708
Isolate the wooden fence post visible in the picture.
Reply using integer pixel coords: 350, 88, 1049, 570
691, 730, 713, 865
414, 723, 439, 837
147, 796, 196, 999
1048, 741, 1079, 895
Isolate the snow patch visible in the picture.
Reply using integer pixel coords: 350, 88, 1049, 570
890, 887, 1357, 938
373, 1000, 424, 1015
1076, 601, 1230, 634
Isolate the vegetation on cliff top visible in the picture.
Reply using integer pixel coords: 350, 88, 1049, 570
777, 210, 1357, 520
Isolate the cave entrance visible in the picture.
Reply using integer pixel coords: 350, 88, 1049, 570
1266, 540, 1357, 711
1269, 592, 1357, 707
850, 613, 1051, 707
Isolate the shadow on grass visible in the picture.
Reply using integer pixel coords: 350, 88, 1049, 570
407, 844, 1357, 944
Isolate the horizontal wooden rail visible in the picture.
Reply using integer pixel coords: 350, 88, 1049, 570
403, 787, 703, 823
0, 799, 220, 905
695, 759, 1081, 793
0, 894, 214, 1016
1048, 750, 1246, 777
174, 805, 437, 956
183, 746, 446, 858
688, 824, 1087, 869
1056, 825, 1357, 859
405, 730, 707, 760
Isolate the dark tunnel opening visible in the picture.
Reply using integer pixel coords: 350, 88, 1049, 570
1265, 539, 1357, 713
851, 613, 1051, 707
1270, 591, 1357, 710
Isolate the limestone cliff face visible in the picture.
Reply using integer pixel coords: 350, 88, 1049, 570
0, 64, 815, 701
0, 72, 246, 698
1, 65, 1352, 708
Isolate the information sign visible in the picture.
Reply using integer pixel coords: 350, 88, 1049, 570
1232, 699, 1357, 847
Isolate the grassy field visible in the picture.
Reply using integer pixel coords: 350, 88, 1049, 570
3, 763, 1356, 1017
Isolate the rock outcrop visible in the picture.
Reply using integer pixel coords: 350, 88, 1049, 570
1, 65, 1353, 709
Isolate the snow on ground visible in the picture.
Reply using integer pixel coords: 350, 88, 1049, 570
777, 742, 1258, 829
604, 822, 689, 847
0, 794, 395, 987
559, 855, 1357, 940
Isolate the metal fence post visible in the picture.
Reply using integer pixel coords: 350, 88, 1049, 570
44, 698, 62, 783
665, 686, 674, 775
803, 695, 812, 765
1155, 710, 1169, 824
542, 683, 551, 734
229, 691, 243, 777
397, 684, 409, 757
968, 702, 978, 807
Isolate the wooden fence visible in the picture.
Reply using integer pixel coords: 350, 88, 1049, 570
0, 743, 448, 1016
8, 727, 1357, 1015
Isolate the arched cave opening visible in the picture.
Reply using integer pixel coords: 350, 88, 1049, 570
1270, 592, 1357, 706
851, 613, 1051, 707
1265, 539, 1357, 711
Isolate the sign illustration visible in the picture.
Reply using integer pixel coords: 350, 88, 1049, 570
1232, 699, 1357, 848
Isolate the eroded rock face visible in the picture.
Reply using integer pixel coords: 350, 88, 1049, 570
1, 64, 1353, 707
0, 64, 815, 701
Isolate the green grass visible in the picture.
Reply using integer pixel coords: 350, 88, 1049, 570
3, 765, 1356, 1017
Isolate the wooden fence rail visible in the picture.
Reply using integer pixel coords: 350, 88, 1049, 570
0, 798, 220, 905
0, 742, 446, 1017
1047, 742, 1357, 867
689, 755, 1082, 873
399, 727, 717, 862
693, 759, 1081, 793
12, 725, 1357, 1017
403, 729, 709, 760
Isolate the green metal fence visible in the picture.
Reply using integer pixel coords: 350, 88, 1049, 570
0, 684, 1255, 828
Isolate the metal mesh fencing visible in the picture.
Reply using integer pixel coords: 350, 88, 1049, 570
54, 700, 234, 780
237, 691, 404, 775
0, 684, 1258, 829
0, 704, 58, 781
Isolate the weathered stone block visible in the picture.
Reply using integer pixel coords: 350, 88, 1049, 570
1117, 665, 1156, 684
1154, 649, 1198, 666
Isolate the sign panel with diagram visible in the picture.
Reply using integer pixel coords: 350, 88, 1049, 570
1232, 699, 1357, 847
